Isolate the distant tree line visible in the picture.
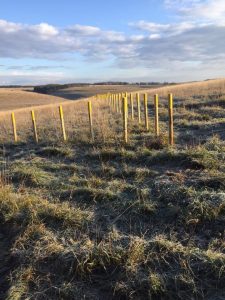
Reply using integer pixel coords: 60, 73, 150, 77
0, 85, 33, 88
94, 82, 130, 85
33, 83, 90, 94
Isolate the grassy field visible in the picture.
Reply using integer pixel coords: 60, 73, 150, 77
0, 79, 225, 299
0, 84, 161, 112
0, 88, 67, 112
50, 84, 164, 100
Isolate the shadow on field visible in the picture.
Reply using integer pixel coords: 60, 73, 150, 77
0, 225, 20, 299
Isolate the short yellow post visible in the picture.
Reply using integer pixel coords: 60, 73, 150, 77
88, 101, 94, 141
11, 112, 18, 142
136, 93, 141, 124
123, 96, 128, 143
154, 94, 159, 137
144, 93, 149, 131
168, 93, 174, 145
31, 110, 38, 143
59, 105, 67, 141
130, 93, 134, 120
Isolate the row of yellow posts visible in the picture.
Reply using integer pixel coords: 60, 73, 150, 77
108, 92, 174, 145
9, 102, 94, 144
8, 92, 174, 145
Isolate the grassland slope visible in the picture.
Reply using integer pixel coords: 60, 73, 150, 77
0, 88, 66, 112
0, 79, 225, 299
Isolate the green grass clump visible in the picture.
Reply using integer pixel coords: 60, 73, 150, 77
0, 185, 92, 227
37, 145, 74, 158
11, 161, 56, 187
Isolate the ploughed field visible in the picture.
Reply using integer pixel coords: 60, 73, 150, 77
0, 79, 225, 299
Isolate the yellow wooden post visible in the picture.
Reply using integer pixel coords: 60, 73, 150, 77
144, 93, 149, 131
111, 94, 113, 110
125, 92, 128, 117
31, 110, 38, 143
88, 101, 94, 141
115, 95, 117, 112
123, 96, 128, 143
108, 93, 111, 106
168, 93, 174, 145
136, 93, 141, 124
116, 94, 119, 113
130, 93, 134, 120
154, 94, 159, 137
11, 112, 18, 142
119, 93, 122, 114
59, 105, 67, 141
112, 95, 115, 111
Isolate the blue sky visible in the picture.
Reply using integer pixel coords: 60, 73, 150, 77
0, 0, 167, 30
0, 0, 225, 84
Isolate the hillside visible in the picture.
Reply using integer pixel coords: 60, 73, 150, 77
0, 79, 225, 299
0, 88, 66, 112
44, 84, 160, 101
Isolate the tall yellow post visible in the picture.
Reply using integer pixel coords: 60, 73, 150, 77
11, 112, 18, 142
111, 95, 113, 110
110, 95, 112, 110
31, 110, 38, 143
130, 93, 134, 120
144, 93, 149, 131
154, 94, 159, 137
123, 96, 128, 143
59, 105, 67, 141
168, 93, 174, 145
125, 92, 128, 117
88, 101, 94, 141
136, 93, 141, 124
116, 94, 119, 113
119, 93, 122, 114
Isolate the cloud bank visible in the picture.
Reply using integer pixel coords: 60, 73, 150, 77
0, 0, 225, 83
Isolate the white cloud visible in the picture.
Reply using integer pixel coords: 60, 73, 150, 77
0, 6, 225, 84
165, 0, 225, 23
67, 25, 101, 36
31, 23, 59, 39
0, 19, 22, 33
132, 20, 197, 36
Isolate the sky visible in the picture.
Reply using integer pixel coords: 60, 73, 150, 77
0, 0, 225, 85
